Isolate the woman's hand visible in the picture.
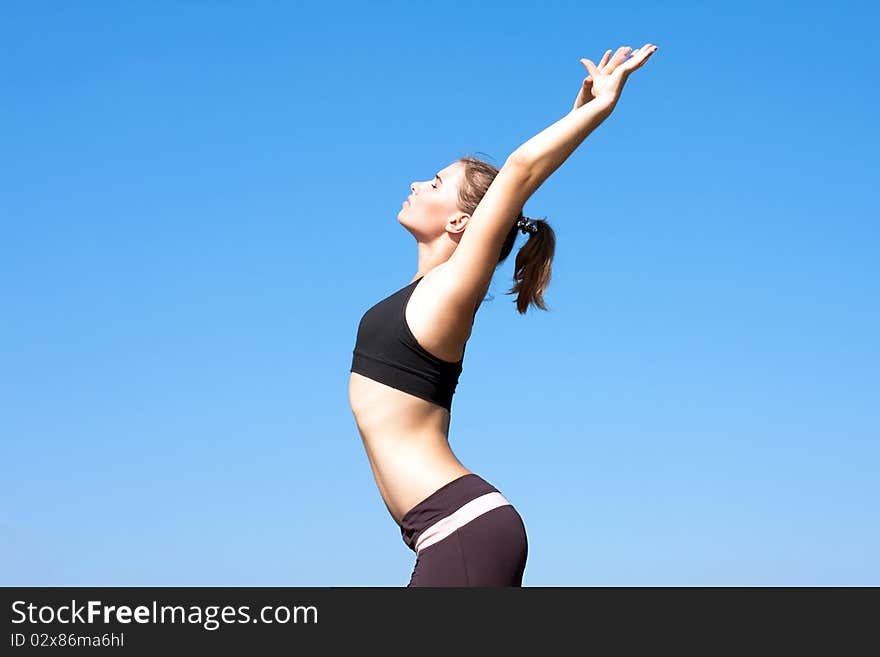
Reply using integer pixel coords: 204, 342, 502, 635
572, 43, 658, 111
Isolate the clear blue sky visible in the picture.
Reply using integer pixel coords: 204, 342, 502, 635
2, 1, 877, 586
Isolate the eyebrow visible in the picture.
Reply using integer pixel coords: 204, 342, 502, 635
435, 174, 443, 185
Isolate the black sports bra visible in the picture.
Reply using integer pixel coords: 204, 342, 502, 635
350, 276, 476, 412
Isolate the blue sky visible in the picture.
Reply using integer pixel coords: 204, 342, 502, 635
2, 1, 877, 586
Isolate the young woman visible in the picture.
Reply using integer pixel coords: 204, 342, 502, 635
349, 44, 659, 586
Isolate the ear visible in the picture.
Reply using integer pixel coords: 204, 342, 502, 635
447, 212, 471, 235
444, 162, 535, 312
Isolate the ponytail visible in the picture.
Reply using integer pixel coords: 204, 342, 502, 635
457, 155, 557, 315
508, 214, 556, 314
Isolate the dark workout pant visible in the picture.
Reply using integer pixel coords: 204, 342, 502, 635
399, 473, 528, 587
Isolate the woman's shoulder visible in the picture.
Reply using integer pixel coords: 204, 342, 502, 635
405, 263, 483, 362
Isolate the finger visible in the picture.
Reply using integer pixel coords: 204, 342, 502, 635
635, 43, 657, 58
624, 44, 658, 70
580, 58, 599, 78
598, 49, 612, 69
613, 46, 632, 64
626, 45, 646, 63
579, 58, 599, 78
629, 43, 657, 59
606, 46, 633, 73
573, 80, 592, 110
578, 79, 592, 97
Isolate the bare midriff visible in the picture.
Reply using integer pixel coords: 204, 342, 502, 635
348, 262, 489, 526
348, 372, 473, 526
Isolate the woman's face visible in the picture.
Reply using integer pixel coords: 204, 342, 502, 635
398, 161, 466, 238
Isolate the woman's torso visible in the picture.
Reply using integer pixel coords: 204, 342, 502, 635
348, 262, 487, 525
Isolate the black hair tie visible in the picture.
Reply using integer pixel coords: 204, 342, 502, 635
517, 216, 538, 234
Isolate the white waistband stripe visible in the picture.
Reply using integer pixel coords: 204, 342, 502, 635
414, 491, 512, 554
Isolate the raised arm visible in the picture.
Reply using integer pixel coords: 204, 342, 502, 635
444, 43, 658, 313
509, 43, 659, 185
